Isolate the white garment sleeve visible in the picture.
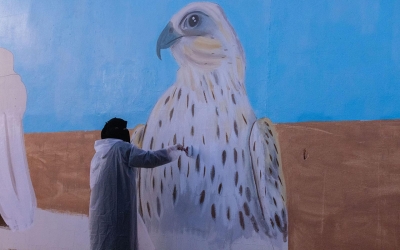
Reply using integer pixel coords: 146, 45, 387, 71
129, 146, 174, 168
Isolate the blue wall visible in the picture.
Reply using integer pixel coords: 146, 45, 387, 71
0, 0, 399, 133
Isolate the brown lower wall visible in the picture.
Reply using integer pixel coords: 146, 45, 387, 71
24, 120, 400, 250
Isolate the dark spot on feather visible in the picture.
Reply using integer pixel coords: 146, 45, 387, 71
278, 176, 283, 185
211, 204, 216, 219
242, 150, 245, 164
239, 185, 243, 195
243, 202, 250, 216
203, 166, 206, 177
235, 171, 239, 186
265, 139, 269, 144
253, 141, 256, 151
213, 72, 219, 84
227, 207, 231, 220
150, 137, 153, 150
186, 95, 189, 108
275, 181, 278, 189
226, 133, 229, 143
191, 104, 195, 117
269, 168, 273, 175
160, 180, 163, 194
234, 120, 238, 137
239, 211, 245, 230
215, 107, 219, 116
173, 185, 177, 203
231, 94, 236, 104
274, 144, 278, 154
187, 163, 190, 177
164, 168, 166, 178
221, 89, 223, 95
242, 114, 247, 124
203, 135, 205, 145
268, 129, 273, 136
264, 121, 270, 127
233, 148, 238, 163
217, 125, 220, 138
245, 187, 251, 202
203, 91, 208, 103
169, 108, 174, 121
251, 216, 259, 232
191, 126, 194, 136
210, 165, 215, 182
152, 177, 155, 189
159, 120, 162, 127
178, 88, 182, 100
273, 197, 277, 206
161, 143, 164, 149
199, 190, 205, 204
222, 150, 227, 165
265, 132, 269, 138
276, 158, 280, 167
211, 91, 215, 100
269, 154, 273, 161
173, 134, 177, 144
275, 213, 281, 228
147, 202, 151, 218
170, 166, 173, 178
218, 183, 223, 194
157, 197, 161, 217
139, 201, 143, 217
270, 218, 274, 228
196, 155, 200, 172
172, 88, 177, 98
177, 156, 181, 171
164, 96, 170, 105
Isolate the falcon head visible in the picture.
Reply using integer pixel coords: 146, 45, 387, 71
157, 2, 245, 72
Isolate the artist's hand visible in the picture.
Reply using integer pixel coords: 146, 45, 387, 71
176, 144, 189, 156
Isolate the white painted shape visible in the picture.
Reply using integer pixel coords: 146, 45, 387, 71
149, 231, 282, 250
137, 213, 155, 250
0, 209, 90, 250
0, 48, 36, 231
0, 48, 15, 76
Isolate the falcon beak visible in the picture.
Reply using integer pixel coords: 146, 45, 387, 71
156, 22, 182, 60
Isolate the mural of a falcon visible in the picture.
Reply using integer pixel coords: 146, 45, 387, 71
132, 2, 288, 249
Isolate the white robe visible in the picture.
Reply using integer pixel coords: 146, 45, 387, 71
89, 139, 176, 250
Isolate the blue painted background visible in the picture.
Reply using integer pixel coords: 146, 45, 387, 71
0, 0, 399, 133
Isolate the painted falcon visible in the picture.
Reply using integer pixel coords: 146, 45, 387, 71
132, 2, 288, 249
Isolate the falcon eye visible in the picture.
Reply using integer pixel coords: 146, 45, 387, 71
188, 14, 200, 27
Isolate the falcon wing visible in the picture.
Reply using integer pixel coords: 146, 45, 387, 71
130, 124, 145, 148
249, 118, 288, 241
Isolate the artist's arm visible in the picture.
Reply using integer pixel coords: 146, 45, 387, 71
129, 144, 184, 168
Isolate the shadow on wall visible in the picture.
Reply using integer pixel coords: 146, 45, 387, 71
0, 48, 36, 231
0, 214, 6, 228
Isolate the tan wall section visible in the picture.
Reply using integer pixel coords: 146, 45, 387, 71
24, 121, 400, 250
26, 131, 97, 215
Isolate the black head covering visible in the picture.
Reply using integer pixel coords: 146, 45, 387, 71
101, 118, 130, 142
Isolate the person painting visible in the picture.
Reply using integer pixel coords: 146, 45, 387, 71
89, 118, 187, 250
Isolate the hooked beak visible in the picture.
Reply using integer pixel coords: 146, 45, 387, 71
156, 22, 182, 60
